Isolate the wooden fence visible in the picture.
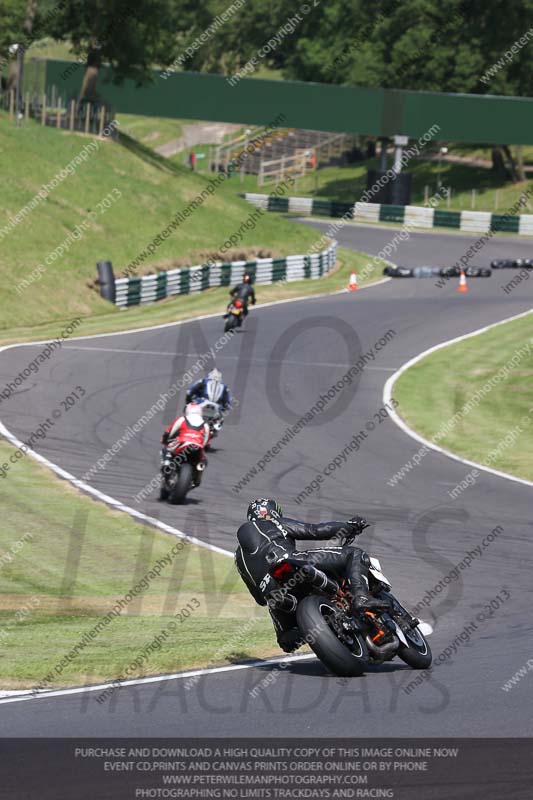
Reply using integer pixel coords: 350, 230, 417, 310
1, 87, 116, 136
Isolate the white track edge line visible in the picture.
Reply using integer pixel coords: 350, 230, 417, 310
0, 276, 390, 700
0, 275, 390, 561
383, 307, 533, 489
0, 417, 233, 557
0, 654, 318, 705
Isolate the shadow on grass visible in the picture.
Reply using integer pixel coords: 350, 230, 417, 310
117, 131, 184, 177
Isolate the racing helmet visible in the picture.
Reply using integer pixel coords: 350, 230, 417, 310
247, 498, 283, 522
184, 402, 204, 427
243, 273, 250, 283
208, 368, 222, 382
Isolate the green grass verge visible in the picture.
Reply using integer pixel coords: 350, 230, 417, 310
0, 244, 383, 346
0, 439, 274, 689
393, 314, 533, 482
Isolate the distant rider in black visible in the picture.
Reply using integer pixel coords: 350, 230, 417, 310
228, 272, 256, 318
234, 498, 385, 652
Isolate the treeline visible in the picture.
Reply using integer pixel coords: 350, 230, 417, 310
1, 0, 533, 101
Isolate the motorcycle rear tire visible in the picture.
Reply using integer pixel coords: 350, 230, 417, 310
224, 315, 239, 333
169, 463, 193, 504
296, 595, 369, 677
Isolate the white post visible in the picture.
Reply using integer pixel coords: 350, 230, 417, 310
393, 135, 409, 173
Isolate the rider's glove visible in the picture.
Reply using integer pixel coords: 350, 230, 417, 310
342, 516, 370, 544
348, 516, 369, 532
161, 431, 169, 445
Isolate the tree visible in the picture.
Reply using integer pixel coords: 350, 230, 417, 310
0, 0, 30, 92
172, 0, 533, 100
44, 0, 182, 101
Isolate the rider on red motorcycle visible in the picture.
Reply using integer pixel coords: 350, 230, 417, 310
161, 403, 210, 485
225, 272, 256, 321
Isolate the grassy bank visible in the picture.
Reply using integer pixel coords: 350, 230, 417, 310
0, 439, 274, 689
0, 244, 383, 346
393, 314, 533, 482
0, 111, 331, 331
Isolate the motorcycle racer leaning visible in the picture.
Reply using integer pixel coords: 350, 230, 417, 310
161, 403, 210, 486
186, 368, 232, 413
235, 498, 388, 652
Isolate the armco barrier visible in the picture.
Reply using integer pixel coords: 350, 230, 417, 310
244, 194, 533, 236
113, 242, 337, 309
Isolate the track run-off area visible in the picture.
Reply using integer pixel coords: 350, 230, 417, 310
0, 223, 532, 736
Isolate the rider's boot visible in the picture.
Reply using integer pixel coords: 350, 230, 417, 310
353, 593, 392, 613
277, 629, 303, 653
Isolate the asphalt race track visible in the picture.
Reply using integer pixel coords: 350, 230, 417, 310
1, 224, 532, 736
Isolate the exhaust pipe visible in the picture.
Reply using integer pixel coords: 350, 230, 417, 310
301, 564, 339, 594
267, 592, 297, 613
365, 633, 399, 662
196, 462, 207, 471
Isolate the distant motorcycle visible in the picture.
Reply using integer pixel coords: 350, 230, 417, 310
224, 299, 245, 332
264, 546, 432, 677
159, 440, 206, 504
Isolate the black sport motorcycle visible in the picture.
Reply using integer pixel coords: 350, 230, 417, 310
264, 550, 432, 677
159, 441, 206, 504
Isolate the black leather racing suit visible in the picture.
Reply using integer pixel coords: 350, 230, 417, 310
234, 516, 371, 651
229, 282, 256, 316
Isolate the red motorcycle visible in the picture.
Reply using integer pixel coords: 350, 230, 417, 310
224, 299, 245, 332
160, 440, 206, 504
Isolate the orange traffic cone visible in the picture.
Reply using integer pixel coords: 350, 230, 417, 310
348, 272, 358, 292
457, 270, 469, 293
